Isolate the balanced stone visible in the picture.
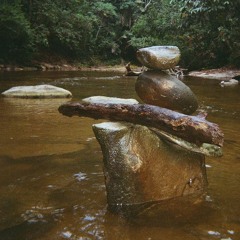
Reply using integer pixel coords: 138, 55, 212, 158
93, 122, 207, 216
136, 46, 180, 70
1, 85, 72, 98
135, 70, 198, 114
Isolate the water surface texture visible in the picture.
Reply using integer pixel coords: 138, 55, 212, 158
0, 71, 239, 240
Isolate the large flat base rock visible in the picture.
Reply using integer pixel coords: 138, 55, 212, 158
93, 122, 207, 216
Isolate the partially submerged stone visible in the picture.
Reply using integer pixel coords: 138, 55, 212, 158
136, 46, 180, 70
188, 68, 240, 80
151, 128, 223, 157
1, 85, 72, 98
82, 96, 139, 105
220, 79, 239, 87
93, 122, 207, 216
135, 70, 198, 114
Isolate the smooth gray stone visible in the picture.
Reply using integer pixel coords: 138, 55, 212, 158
82, 96, 139, 105
2, 85, 72, 98
136, 46, 180, 70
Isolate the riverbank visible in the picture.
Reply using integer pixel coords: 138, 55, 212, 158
188, 66, 240, 80
1, 62, 239, 80
0, 63, 127, 73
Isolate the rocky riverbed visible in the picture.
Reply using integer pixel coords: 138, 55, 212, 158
188, 67, 240, 80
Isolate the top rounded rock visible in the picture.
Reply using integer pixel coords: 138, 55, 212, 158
136, 46, 180, 70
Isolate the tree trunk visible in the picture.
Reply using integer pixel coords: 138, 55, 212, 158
58, 102, 224, 147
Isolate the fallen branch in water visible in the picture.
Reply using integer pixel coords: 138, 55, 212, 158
125, 62, 142, 76
58, 102, 224, 147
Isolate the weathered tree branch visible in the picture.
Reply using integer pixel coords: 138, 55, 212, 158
125, 62, 142, 76
58, 102, 224, 147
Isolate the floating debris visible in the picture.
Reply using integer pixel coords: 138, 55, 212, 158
61, 231, 72, 239
208, 230, 221, 236
227, 230, 234, 235
74, 172, 88, 181
205, 164, 212, 168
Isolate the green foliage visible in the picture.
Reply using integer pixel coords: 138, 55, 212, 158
130, 0, 183, 56
0, 1, 33, 63
0, 0, 239, 68
30, 0, 93, 58
170, 0, 240, 68
89, 1, 119, 59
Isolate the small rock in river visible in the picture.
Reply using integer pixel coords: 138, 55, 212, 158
220, 79, 239, 87
61, 231, 72, 239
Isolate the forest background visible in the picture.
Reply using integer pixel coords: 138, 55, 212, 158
0, 0, 240, 70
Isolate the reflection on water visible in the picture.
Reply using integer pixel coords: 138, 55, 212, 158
0, 71, 239, 239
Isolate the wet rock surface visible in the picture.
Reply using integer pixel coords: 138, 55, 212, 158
1, 85, 72, 98
135, 70, 198, 114
93, 122, 207, 215
136, 46, 180, 70
188, 68, 240, 80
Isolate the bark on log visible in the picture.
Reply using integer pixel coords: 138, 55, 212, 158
58, 102, 224, 147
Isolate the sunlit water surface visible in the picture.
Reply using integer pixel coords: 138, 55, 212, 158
0, 71, 239, 240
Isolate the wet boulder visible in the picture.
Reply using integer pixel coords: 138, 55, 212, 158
93, 122, 207, 216
136, 46, 180, 70
1, 85, 72, 98
135, 70, 198, 114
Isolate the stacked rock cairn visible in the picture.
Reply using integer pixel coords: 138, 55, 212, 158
91, 46, 209, 219
135, 46, 198, 115
59, 46, 223, 219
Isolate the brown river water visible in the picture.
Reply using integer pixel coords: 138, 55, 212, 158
0, 71, 239, 240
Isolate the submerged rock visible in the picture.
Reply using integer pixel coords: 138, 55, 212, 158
220, 79, 239, 87
1, 85, 72, 98
135, 70, 198, 114
151, 128, 223, 157
93, 122, 207, 216
136, 46, 180, 70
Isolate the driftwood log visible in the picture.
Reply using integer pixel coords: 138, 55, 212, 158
58, 102, 224, 147
125, 62, 142, 76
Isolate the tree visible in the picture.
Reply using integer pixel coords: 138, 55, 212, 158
28, 0, 93, 59
130, 0, 180, 48
170, 0, 240, 68
0, 0, 33, 63
1, 0, 239, 68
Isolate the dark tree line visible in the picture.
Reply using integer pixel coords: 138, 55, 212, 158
0, 0, 239, 69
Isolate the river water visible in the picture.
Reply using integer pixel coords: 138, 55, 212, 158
0, 71, 239, 240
